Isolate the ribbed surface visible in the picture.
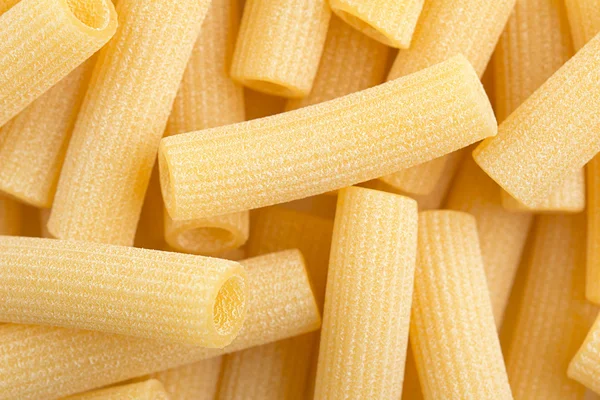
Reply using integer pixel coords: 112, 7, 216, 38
413, 211, 512, 399
0, 0, 116, 126
160, 55, 497, 221
380, 154, 450, 196
150, 358, 223, 400
244, 88, 285, 120
445, 157, 533, 325
565, 0, 600, 50
506, 215, 598, 399
65, 379, 169, 400
230, 0, 331, 97
133, 167, 166, 251
569, 315, 600, 395
48, 0, 211, 246
0, 236, 247, 346
473, 32, 600, 208
285, 15, 389, 111
313, 187, 418, 400
0, 250, 321, 400
0, 194, 22, 235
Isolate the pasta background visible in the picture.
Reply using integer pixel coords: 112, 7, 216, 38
64, 379, 169, 400
244, 89, 285, 120
134, 168, 166, 251
149, 358, 223, 400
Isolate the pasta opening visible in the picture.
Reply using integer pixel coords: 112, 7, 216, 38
213, 275, 246, 337
332, 9, 396, 47
64, 0, 113, 31
177, 227, 238, 255
241, 79, 305, 98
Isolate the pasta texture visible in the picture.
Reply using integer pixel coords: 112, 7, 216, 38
412, 211, 512, 399
0, 236, 247, 346
0, 194, 22, 235
569, 315, 600, 395
473, 32, 600, 208
505, 215, 598, 399
565, 0, 600, 50
0, 0, 117, 127
160, 55, 497, 221
313, 187, 418, 399
0, 0, 20, 15
379, 155, 452, 196
149, 358, 223, 400
64, 380, 169, 400
0, 250, 321, 400
48, 0, 211, 246
230, 0, 331, 97
445, 157, 533, 325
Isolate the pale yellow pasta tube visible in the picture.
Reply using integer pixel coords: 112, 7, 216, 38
313, 187, 418, 399
0, 194, 22, 236
65, 380, 169, 400
569, 315, 600, 395
505, 215, 598, 399
413, 211, 512, 399
134, 168, 167, 251
473, 32, 600, 208
230, 0, 331, 97
48, 0, 212, 246
149, 358, 223, 400
379, 155, 452, 196
0, 250, 320, 400
445, 157, 533, 325
565, 0, 600, 50
328, 0, 423, 48
244, 89, 285, 120
160, 55, 497, 221
285, 15, 390, 111
0, 0, 19, 15
0, 0, 116, 127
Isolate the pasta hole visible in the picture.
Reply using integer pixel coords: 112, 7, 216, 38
213, 276, 246, 336
65, 0, 111, 30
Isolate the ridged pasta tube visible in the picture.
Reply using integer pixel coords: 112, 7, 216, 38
313, 187, 418, 399
149, 358, 223, 400
569, 315, 600, 395
473, 32, 600, 208
160, 55, 497, 221
48, 0, 212, 246
230, 0, 331, 97
0, 236, 247, 346
0, 250, 321, 400
565, 0, 600, 50
0, 194, 22, 236
413, 211, 512, 399
328, 0, 423, 48
65, 380, 169, 400
0, 0, 117, 127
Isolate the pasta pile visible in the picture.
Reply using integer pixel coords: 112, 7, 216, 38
4, 0, 600, 398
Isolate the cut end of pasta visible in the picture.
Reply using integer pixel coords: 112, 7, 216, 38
212, 273, 247, 343
158, 146, 176, 218
331, 7, 405, 48
236, 78, 307, 98
180, 227, 236, 253
61, 0, 117, 36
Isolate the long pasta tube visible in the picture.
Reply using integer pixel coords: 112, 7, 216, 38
445, 157, 533, 325
413, 211, 512, 399
313, 187, 418, 399
0, 0, 116, 127
565, 0, 600, 50
230, 0, 331, 97
48, 0, 212, 246
0, 194, 22, 235
0, 250, 321, 400
0, 236, 247, 346
160, 55, 497, 221
65, 380, 169, 400
505, 215, 598, 399
149, 358, 223, 400
473, 32, 600, 208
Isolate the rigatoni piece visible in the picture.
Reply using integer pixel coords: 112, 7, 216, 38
0, 194, 21, 236
379, 155, 450, 196
160, 55, 497, 221
48, 0, 212, 246
230, 0, 331, 97
569, 315, 600, 395
150, 358, 223, 400
0, 0, 117, 127
565, 0, 600, 50
313, 187, 418, 399
65, 380, 169, 400
0, 250, 321, 400
413, 211, 512, 399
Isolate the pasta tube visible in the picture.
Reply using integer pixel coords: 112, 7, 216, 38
328, 0, 423, 48
473, 32, 600, 208
445, 157, 533, 325
48, 0, 212, 246
285, 15, 390, 111
244, 89, 285, 120
230, 0, 331, 97
313, 187, 418, 399
0, 236, 247, 346
379, 155, 452, 196
160, 55, 497, 221
149, 358, 223, 400
569, 315, 600, 395
505, 215, 598, 399
0, 0, 116, 127
0, 250, 321, 400
0, 194, 22, 235
565, 0, 600, 50
413, 211, 512, 399
64, 380, 169, 400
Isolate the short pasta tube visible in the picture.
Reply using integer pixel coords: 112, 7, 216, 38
313, 187, 418, 399
64, 380, 169, 400
0, 194, 22, 236
0, 0, 117, 127
160, 55, 497, 221
149, 358, 223, 400
0, 236, 248, 347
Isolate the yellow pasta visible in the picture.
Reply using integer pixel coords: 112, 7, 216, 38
379, 155, 452, 196
569, 315, 600, 395
48, 0, 212, 246
401, 346, 424, 400
280, 194, 338, 220
0, 0, 19, 15
328, 0, 423, 48
133, 168, 166, 251
149, 358, 223, 400
160, 55, 496, 221
244, 89, 286, 120
39, 208, 52, 238
473, 32, 600, 208
0, 250, 320, 400
445, 157, 533, 325
0, 194, 22, 236
565, 0, 600, 50
0, 0, 116, 127
285, 15, 390, 111
65, 379, 169, 400
230, 0, 331, 97
19, 204, 41, 238
412, 211, 512, 399
313, 187, 418, 399
505, 215, 598, 399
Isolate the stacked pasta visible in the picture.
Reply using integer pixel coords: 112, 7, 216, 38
4, 0, 600, 398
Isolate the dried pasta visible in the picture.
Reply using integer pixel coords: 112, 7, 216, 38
0, 0, 117, 127
412, 211, 512, 399
149, 358, 223, 400
565, 0, 600, 50
65, 379, 169, 400
0, 194, 22, 236
569, 315, 600, 395
48, 0, 212, 246
230, 0, 331, 97
160, 55, 496, 221
313, 187, 418, 399
379, 155, 452, 196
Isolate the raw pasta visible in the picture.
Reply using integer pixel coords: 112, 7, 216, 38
149, 358, 223, 400
569, 315, 600, 395
565, 0, 600, 50
0, 194, 21, 236
64, 379, 169, 400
